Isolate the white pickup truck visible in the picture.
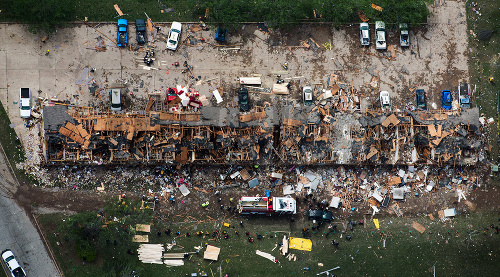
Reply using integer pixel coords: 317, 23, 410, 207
375, 21, 386, 50
19, 88, 31, 118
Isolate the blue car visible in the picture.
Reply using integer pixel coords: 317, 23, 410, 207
117, 19, 128, 47
442, 90, 452, 110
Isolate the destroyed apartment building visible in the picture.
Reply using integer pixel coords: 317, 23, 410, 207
42, 96, 482, 166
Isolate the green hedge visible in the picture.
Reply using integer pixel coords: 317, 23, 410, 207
0, 0, 431, 33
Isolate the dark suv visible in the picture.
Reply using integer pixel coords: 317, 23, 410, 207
307, 209, 334, 222
135, 19, 146, 45
415, 89, 426, 110
238, 87, 249, 112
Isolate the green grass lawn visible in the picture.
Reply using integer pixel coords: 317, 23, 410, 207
39, 209, 500, 277
0, 102, 35, 185
467, 0, 500, 163
0, 0, 199, 23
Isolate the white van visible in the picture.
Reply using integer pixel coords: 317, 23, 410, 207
110, 89, 122, 111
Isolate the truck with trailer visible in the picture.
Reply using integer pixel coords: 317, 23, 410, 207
237, 196, 296, 215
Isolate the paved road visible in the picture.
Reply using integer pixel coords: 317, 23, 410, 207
0, 146, 61, 277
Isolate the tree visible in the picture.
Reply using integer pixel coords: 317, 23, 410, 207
10, 0, 75, 34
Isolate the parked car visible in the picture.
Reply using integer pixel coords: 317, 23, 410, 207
415, 89, 426, 110
303, 86, 313, 105
167, 22, 182, 51
399, 23, 410, 47
442, 90, 452, 110
19, 87, 31, 118
360, 22, 370, 46
215, 27, 227, 42
307, 209, 334, 222
238, 87, 249, 112
1, 250, 26, 277
135, 19, 146, 45
117, 19, 128, 47
380, 91, 391, 110
375, 21, 386, 50
110, 88, 122, 111
458, 82, 471, 108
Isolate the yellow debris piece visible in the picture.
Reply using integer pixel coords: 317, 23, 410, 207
289, 237, 312, 251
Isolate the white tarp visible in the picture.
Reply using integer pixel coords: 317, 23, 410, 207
178, 184, 190, 197
329, 196, 341, 208
283, 185, 295, 195
444, 208, 456, 217
372, 191, 383, 202
392, 188, 405, 200
213, 89, 223, 104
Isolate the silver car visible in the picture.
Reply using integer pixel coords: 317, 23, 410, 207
303, 86, 313, 105
110, 88, 122, 111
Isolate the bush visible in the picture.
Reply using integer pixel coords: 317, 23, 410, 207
75, 240, 98, 262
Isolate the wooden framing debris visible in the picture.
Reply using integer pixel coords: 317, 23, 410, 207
114, 4, 124, 16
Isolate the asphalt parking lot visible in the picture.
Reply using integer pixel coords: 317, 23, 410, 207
0, 1, 468, 168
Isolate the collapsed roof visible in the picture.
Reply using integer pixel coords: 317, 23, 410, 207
42, 104, 482, 166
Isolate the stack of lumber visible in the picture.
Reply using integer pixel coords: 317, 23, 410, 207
138, 244, 164, 264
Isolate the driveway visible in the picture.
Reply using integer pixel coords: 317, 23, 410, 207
0, 145, 61, 277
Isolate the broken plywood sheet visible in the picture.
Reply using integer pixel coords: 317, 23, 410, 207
114, 4, 124, 16
388, 176, 402, 186
420, 113, 447, 121
366, 147, 378, 160
283, 118, 302, 127
272, 83, 289, 94
239, 110, 267, 122
240, 169, 250, 180
136, 224, 151, 233
412, 222, 426, 234
371, 3, 383, 12
381, 114, 400, 127
282, 235, 288, 255
464, 200, 476, 211
428, 124, 438, 136
387, 44, 396, 59
204, 245, 220, 261
133, 235, 149, 242
298, 175, 310, 186
390, 203, 403, 217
